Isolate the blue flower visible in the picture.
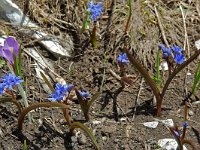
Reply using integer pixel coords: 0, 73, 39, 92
78, 90, 90, 98
0, 73, 23, 95
171, 46, 183, 54
183, 121, 188, 128
159, 44, 172, 58
0, 83, 6, 95
174, 53, 185, 64
117, 53, 129, 64
50, 91, 65, 101
49, 83, 74, 101
1, 73, 23, 90
87, 0, 103, 21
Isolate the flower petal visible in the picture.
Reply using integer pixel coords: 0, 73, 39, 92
4, 36, 19, 56
3, 49, 14, 64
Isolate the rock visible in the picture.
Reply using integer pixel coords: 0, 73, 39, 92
102, 136, 107, 141
78, 134, 87, 145
71, 136, 78, 143
143, 121, 159, 128
114, 138, 120, 143
92, 120, 101, 125
188, 110, 194, 116
0, 128, 4, 137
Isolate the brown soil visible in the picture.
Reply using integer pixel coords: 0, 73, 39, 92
0, 0, 200, 150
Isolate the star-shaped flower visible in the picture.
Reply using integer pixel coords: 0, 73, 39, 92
174, 53, 185, 64
159, 44, 172, 58
87, 0, 103, 21
117, 53, 129, 64
171, 46, 183, 54
49, 83, 74, 101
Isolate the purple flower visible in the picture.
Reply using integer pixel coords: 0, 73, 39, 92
183, 121, 188, 128
66, 84, 74, 92
159, 44, 172, 58
78, 90, 90, 98
49, 83, 74, 101
174, 131, 180, 137
171, 46, 183, 54
0, 36, 19, 64
174, 53, 185, 64
117, 53, 129, 64
87, 0, 103, 21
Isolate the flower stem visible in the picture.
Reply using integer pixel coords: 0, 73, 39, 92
91, 22, 97, 48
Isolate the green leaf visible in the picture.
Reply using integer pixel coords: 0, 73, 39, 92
14, 44, 23, 78
23, 140, 27, 150
0, 59, 5, 68
40, 71, 55, 92
155, 49, 161, 88
82, 11, 90, 32
192, 62, 200, 94
70, 122, 100, 150
18, 102, 69, 130
88, 92, 101, 108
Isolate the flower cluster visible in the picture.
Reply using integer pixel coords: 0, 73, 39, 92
0, 73, 23, 95
0, 36, 19, 64
49, 83, 74, 101
87, 0, 103, 21
159, 44, 185, 64
117, 53, 129, 64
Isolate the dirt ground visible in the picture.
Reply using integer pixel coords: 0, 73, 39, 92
0, 0, 200, 150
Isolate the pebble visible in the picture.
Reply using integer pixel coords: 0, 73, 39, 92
0, 128, 4, 137
114, 138, 120, 143
71, 136, 78, 143
102, 136, 107, 141
78, 134, 87, 145
92, 120, 101, 125
188, 110, 194, 116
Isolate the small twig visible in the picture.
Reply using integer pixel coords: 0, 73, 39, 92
109, 69, 121, 81
132, 78, 144, 121
154, 6, 170, 48
180, 4, 191, 96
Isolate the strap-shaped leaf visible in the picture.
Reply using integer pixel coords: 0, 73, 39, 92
23, 140, 27, 150
88, 92, 101, 108
18, 102, 69, 130
70, 122, 100, 150
40, 71, 55, 92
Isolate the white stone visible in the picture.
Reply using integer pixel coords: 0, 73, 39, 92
159, 61, 169, 71
143, 121, 159, 128
158, 138, 187, 150
195, 39, 200, 50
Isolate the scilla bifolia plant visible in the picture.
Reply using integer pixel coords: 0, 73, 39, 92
166, 102, 196, 150
18, 72, 100, 149
0, 36, 30, 121
124, 44, 200, 116
75, 89, 100, 121
85, 0, 103, 48
0, 36, 99, 149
